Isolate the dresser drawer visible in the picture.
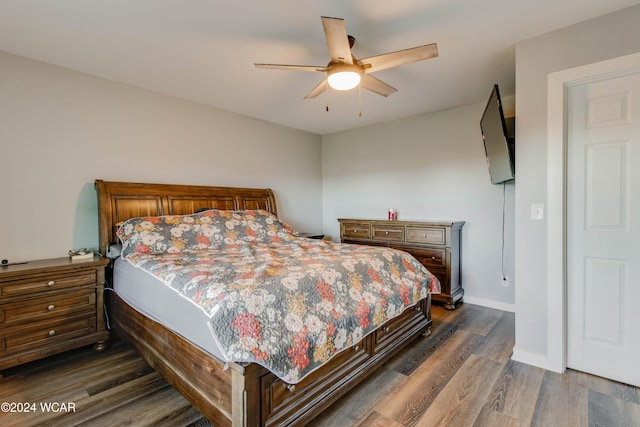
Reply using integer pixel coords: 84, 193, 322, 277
428, 268, 447, 292
406, 227, 446, 245
0, 313, 96, 355
400, 247, 446, 268
0, 271, 97, 298
341, 222, 371, 239
372, 224, 405, 242
0, 289, 96, 326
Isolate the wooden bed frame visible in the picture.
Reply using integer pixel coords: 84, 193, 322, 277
95, 179, 432, 427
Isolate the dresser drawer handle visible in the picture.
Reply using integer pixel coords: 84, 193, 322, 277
352, 345, 359, 351
352, 228, 358, 232
382, 326, 390, 332
431, 256, 436, 261
285, 384, 296, 392
385, 231, 389, 235
48, 330, 56, 337
47, 281, 55, 286
47, 304, 55, 311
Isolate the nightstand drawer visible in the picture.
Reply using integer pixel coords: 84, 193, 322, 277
372, 225, 404, 242
406, 227, 446, 245
341, 222, 371, 239
0, 271, 97, 298
0, 314, 96, 355
0, 289, 96, 325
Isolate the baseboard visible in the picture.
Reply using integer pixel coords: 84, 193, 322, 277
462, 295, 515, 313
511, 347, 559, 372
461, 298, 562, 374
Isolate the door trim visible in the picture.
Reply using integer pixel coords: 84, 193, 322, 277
547, 52, 640, 373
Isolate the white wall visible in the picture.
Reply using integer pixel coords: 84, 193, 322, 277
0, 51, 323, 262
322, 104, 516, 310
513, 4, 640, 366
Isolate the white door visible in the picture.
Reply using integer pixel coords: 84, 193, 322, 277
567, 71, 640, 387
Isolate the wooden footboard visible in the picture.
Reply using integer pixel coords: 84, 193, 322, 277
108, 291, 432, 426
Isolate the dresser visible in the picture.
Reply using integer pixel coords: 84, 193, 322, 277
339, 218, 464, 310
0, 256, 110, 378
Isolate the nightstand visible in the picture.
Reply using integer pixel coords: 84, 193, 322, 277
301, 233, 325, 240
0, 256, 110, 378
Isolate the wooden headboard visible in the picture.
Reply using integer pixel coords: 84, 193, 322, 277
95, 179, 277, 256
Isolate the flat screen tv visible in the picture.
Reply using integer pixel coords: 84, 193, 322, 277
480, 84, 515, 184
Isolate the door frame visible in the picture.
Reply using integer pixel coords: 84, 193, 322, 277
546, 52, 640, 373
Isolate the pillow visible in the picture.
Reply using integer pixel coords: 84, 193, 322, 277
116, 209, 299, 257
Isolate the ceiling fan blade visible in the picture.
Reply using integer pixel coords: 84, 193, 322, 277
303, 78, 328, 99
321, 16, 353, 64
359, 43, 438, 73
360, 74, 397, 97
254, 63, 328, 72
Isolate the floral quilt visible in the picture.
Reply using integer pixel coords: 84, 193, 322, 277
117, 209, 440, 384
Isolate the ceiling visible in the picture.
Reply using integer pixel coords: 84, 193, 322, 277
1, 0, 638, 135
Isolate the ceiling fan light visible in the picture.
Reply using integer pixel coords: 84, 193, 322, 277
327, 64, 362, 90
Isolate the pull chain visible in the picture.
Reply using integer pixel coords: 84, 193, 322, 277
325, 86, 330, 112
323, 85, 364, 116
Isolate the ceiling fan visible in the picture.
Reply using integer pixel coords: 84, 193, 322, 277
255, 16, 438, 99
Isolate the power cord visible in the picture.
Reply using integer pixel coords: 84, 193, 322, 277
501, 181, 506, 280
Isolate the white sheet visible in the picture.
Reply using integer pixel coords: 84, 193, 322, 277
112, 257, 225, 361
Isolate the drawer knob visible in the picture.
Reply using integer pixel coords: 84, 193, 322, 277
285, 384, 296, 392
352, 345, 359, 351
48, 330, 56, 337
47, 304, 55, 311
383, 326, 390, 332
431, 256, 436, 261
47, 281, 55, 286
414, 306, 421, 312
353, 228, 358, 232
385, 231, 389, 235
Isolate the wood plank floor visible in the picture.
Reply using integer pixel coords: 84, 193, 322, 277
1, 303, 638, 426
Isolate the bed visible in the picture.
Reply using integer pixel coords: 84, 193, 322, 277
95, 179, 435, 427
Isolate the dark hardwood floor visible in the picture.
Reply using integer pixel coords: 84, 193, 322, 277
1, 303, 638, 426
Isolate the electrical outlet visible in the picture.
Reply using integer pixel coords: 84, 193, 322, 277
531, 203, 544, 220
501, 276, 509, 287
